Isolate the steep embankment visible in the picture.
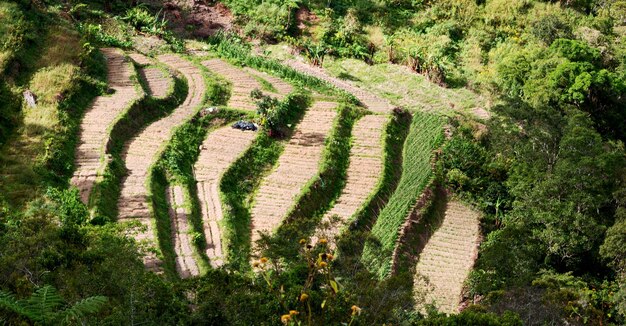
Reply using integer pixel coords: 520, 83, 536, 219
414, 201, 480, 313
71, 48, 142, 204
250, 101, 337, 248
117, 54, 205, 271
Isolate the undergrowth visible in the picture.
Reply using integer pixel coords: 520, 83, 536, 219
220, 92, 311, 270
361, 111, 445, 279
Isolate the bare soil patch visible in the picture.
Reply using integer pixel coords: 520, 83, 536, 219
162, 0, 234, 38
413, 200, 481, 313
71, 48, 142, 204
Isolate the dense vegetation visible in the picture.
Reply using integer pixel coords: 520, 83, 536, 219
1, 0, 626, 325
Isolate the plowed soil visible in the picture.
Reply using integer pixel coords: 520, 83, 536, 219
316, 114, 387, 241
285, 59, 393, 113
129, 53, 173, 99
117, 54, 205, 270
194, 126, 256, 267
244, 68, 293, 97
128, 52, 152, 66
250, 101, 338, 247
413, 200, 481, 313
71, 48, 142, 204
202, 59, 261, 110
167, 185, 200, 278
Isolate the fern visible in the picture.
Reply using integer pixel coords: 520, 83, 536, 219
0, 290, 28, 317
56, 295, 107, 324
0, 285, 107, 325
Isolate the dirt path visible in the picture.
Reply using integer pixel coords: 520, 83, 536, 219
316, 114, 387, 242
413, 200, 481, 313
285, 58, 393, 113
194, 126, 257, 267
71, 48, 142, 204
250, 101, 338, 247
117, 54, 205, 270
167, 185, 200, 278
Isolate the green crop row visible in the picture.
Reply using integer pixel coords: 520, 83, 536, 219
361, 111, 444, 279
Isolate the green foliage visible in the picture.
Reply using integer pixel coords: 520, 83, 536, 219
205, 32, 357, 103
0, 285, 107, 325
362, 112, 444, 278
416, 306, 522, 326
77, 22, 133, 48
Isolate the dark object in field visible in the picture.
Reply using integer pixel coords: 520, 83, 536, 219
232, 120, 257, 131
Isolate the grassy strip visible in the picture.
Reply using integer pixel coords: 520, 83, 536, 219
334, 110, 411, 270
0, 48, 107, 208
89, 68, 185, 223
361, 111, 445, 279
204, 34, 357, 104
153, 109, 253, 275
220, 93, 311, 270
265, 104, 364, 260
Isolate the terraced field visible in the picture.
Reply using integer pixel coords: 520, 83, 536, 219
315, 114, 388, 242
250, 101, 337, 248
414, 201, 481, 313
202, 59, 272, 110
194, 127, 256, 267
167, 185, 200, 278
66, 47, 476, 314
244, 68, 294, 97
129, 53, 174, 100
71, 48, 143, 204
117, 54, 205, 270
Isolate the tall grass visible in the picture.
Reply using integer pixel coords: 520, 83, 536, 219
361, 111, 445, 279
